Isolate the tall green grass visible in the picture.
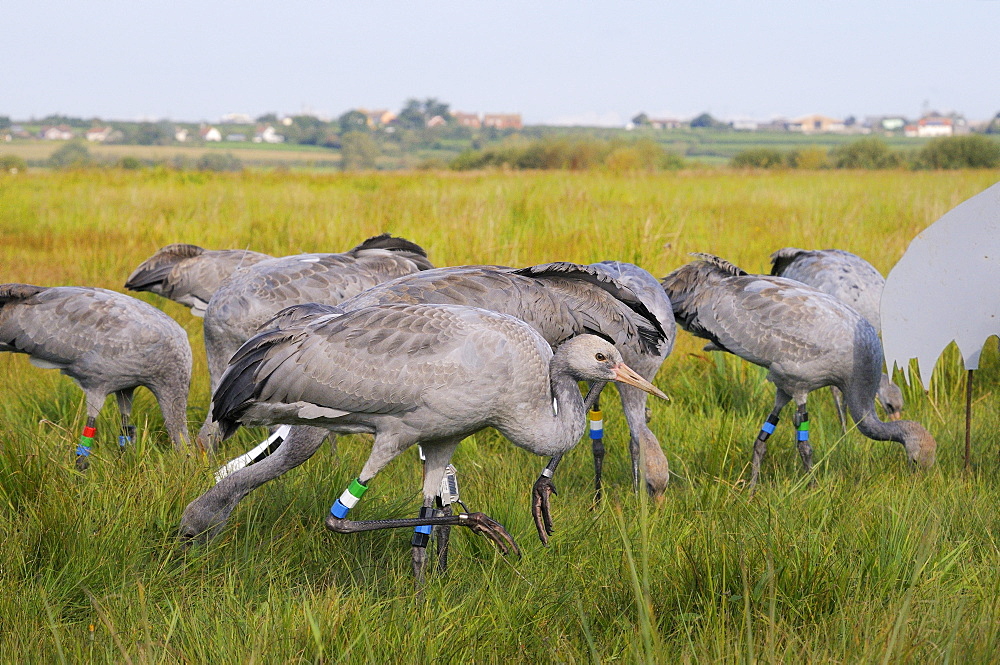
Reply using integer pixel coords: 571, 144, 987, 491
1, 169, 999, 661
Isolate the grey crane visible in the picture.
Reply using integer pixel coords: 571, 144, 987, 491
180, 302, 667, 577
0, 284, 192, 468
337, 261, 675, 498
125, 243, 272, 317
197, 234, 433, 448
770, 247, 904, 425
661, 255, 936, 486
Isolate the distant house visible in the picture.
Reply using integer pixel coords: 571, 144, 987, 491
253, 125, 285, 143
453, 112, 481, 128
426, 115, 447, 128
175, 128, 189, 142
788, 115, 845, 134
360, 109, 396, 128
225, 133, 247, 142
85, 127, 114, 142
41, 125, 74, 140
200, 126, 222, 142
482, 113, 523, 130
731, 119, 760, 131
904, 113, 966, 138
866, 115, 908, 133
649, 118, 683, 130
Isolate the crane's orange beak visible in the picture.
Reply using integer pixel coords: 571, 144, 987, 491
611, 363, 669, 401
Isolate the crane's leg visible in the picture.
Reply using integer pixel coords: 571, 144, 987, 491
76, 391, 106, 471
532, 456, 562, 545
749, 390, 791, 488
794, 402, 813, 481
589, 395, 606, 503
325, 438, 519, 577
114, 388, 137, 448
411, 440, 460, 581
830, 386, 848, 434
180, 426, 328, 542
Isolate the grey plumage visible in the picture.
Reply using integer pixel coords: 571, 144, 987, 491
125, 243, 271, 316
0, 284, 192, 451
770, 247, 904, 420
197, 234, 433, 448
662, 254, 936, 485
182, 303, 666, 569
339, 260, 676, 495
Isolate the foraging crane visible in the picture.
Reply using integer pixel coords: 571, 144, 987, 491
180, 303, 667, 577
335, 260, 675, 497
197, 234, 433, 448
125, 243, 272, 317
661, 255, 936, 486
770, 247, 904, 425
0, 284, 192, 468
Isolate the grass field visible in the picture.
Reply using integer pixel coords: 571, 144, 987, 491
2, 168, 1000, 662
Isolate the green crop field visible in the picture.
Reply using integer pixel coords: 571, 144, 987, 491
2, 168, 1000, 662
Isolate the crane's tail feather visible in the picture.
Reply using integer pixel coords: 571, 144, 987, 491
0, 283, 47, 307
514, 262, 669, 355
213, 329, 296, 440
768, 247, 808, 277
124, 244, 205, 292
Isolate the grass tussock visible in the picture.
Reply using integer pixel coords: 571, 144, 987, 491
2, 169, 1000, 661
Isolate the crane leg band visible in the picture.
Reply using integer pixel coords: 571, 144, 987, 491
589, 409, 603, 440
797, 421, 810, 442
411, 507, 433, 547
82, 426, 96, 438
118, 435, 131, 447
77, 431, 94, 456
330, 478, 368, 518
761, 421, 776, 435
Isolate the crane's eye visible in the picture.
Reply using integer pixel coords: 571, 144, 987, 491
595, 352, 607, 362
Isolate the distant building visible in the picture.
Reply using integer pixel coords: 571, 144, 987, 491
175, 128, 189, 142
41, 125, 74, 140
225, 133, 247, 142
866, 115, 908, 133
426, 115, 447, 128
200, 126, 222, 142
482, 113, 523, 130
85, 127, 114, 142
904, 113, 968, 138
360, 109, 396, 128
730, 119, 759, 131
253, 125, 285, 143
453, 112, 481, 128
649, 118, 683, 130
788, 114, 845, 134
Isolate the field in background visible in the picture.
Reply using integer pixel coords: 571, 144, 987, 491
2, 169, 1000, 661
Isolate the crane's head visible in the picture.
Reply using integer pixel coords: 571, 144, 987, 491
900, 421, 937, 468
561, 335, 668, 400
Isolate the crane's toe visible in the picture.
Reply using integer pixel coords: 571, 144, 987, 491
461, 512, 521, 557
531, 475, 557, 545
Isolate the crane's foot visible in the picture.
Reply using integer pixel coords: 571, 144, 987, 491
531, 474, 557, 545
325, 511, 519, 557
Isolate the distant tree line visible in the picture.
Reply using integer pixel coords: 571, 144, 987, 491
730, 135, 1000, 170
449, 137, 684, 171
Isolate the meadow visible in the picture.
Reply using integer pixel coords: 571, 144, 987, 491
1, 168, 1000, 662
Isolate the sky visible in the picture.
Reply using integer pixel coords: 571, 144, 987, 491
4, 0, 998, 126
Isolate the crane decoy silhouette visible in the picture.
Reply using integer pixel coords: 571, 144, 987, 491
770, 247, 904, 426
125, 243, 272, 317
0, 284, 192, 468
662, 254, 936, 486
181, 302, 667, 577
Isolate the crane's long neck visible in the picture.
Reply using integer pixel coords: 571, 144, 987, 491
843, 378, 906, 444
496, 353, 592, 458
